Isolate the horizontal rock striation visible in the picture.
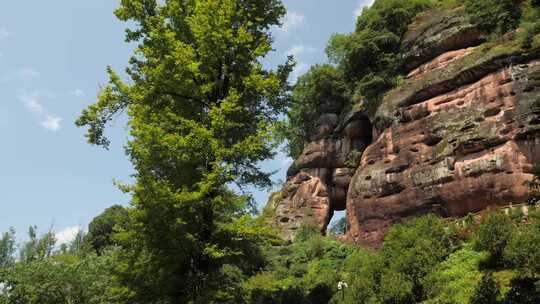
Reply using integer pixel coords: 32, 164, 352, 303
401, 7, 487, 72
269, 7, 540, 245
347, 60, 540, 246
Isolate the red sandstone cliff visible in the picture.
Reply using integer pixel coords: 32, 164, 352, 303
267, 8, 540, 245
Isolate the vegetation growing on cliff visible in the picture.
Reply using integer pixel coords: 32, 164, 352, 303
282, 0, 540, 158
242, 210, 540, 304
465, 0, 522, 36
281, 65, 348, 158
282, 0, 441, 157
327, 0, 434, 104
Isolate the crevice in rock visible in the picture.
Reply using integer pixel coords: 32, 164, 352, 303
324, 115, 374, 234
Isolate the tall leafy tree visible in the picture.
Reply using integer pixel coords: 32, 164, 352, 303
85, 205, 129, 254
19, 226, 56, 263
0, 229, 15, 268
76, 0, 291, 302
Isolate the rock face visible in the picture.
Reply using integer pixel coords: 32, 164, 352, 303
271, 106, 373, 240
348, 60, 540, 246
270, 8, 540, 245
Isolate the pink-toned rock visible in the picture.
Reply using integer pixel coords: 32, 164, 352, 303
272, 172, 332, 240
346, 60, 540, 247
274, 112, 373, 240
268, 9, 540, 246
407, 47, 475, 80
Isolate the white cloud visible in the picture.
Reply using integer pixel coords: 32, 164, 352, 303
0, 27, 10, 40
20, 91, 62, 131
55, 226, 81, 245
285, 45, 316, 59
21, 92, 45, 114
19, 67, 39, 81
280, 12, 304, 33
41, 116, 62, 131
354, 0, 376, 18
70, 89, 86, 97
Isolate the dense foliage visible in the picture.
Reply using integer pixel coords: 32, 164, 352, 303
74, 0, 292, 302
85, 204, 129, 254
2, 208, 539, 303
281, 0, 439, 157
464, 0, 522, 36
0, 229, 121, 304
241, 211, 540, 304
281, 65, 348, 158
328, 0, 433, 103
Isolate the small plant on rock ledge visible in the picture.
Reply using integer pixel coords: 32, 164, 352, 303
344, 150, 363, 168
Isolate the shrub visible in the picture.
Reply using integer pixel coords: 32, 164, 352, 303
470, 272, 501, 304
381, 214, 454, 301
504, 224, 540, 277
465, 0, 522, 36
342, 249, 382, 303
503, 277, 540, 303
474, 213, 514, 266
424, 247, 489, 303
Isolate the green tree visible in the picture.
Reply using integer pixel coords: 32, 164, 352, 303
342, 250, 381, 303
76, 0, 291, 302
85, 205, 129, 254
19, 226, 56, 263
474, 213, 514, 266
470, 272, 500, 304
281, 64, 348, 158
465, 0, 522, 36
0, 229, 15, 268
381, 214, 453, 302
424, 247, 489, 304
326, 0, 434, 112
0, 248, 122, 304
504, 223, 540, 277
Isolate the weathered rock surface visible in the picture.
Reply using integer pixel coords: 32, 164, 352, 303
348, 60, 540, 246
272, 106, 373, 240
269, 7, 540, 245
401, 7, 486, 72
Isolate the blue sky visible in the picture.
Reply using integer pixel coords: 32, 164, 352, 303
1, 0, 373, 243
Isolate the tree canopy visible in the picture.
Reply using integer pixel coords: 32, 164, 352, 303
75, 0, 292, 302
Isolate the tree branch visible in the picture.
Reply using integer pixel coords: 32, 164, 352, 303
156, 90, 210, 108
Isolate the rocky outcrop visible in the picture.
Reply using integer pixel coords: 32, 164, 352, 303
348, 59, 540, 246
269, 7, 540, 245
271, 106, 373, 240
400, 7, 487, 72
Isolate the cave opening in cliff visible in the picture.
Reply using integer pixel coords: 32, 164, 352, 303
324, 115, 374, 235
